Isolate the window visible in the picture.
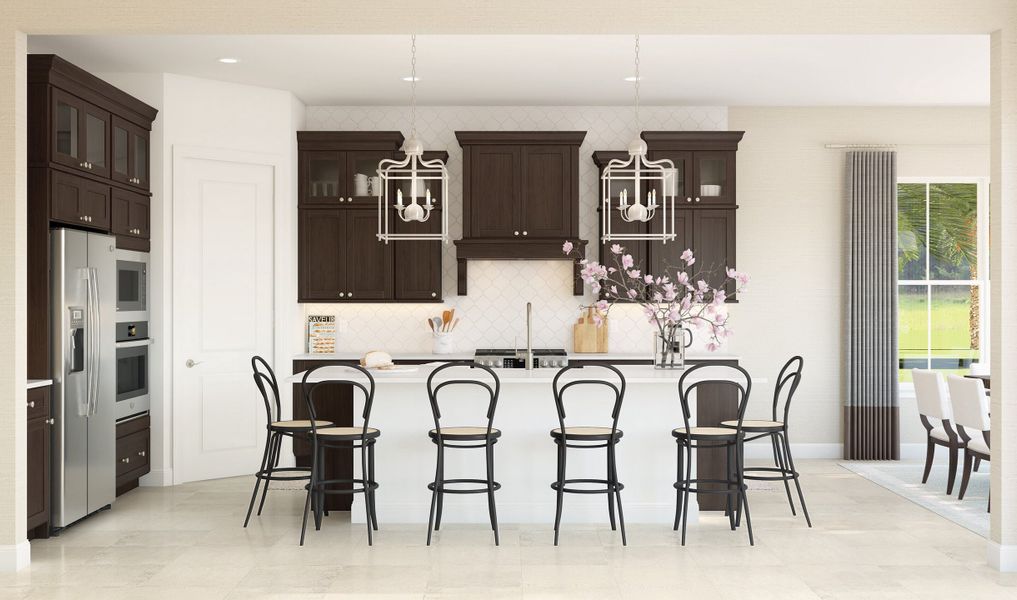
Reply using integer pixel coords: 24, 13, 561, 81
897, 178, 989, 382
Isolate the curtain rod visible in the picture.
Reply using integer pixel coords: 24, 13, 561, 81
824, 144, 897, 149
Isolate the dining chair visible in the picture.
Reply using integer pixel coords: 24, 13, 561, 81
912, 369, 963, 495
946, 375, 990, 509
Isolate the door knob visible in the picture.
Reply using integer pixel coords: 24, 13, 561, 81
185, 359, 202, 368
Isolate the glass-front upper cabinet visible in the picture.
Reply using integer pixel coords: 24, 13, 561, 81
347, 151, 393, 200
692, 151, 736, 205
649, 150, 692, 206
51, 89, 109, 177
300, 151, 345, 205
111, 116, 150, 190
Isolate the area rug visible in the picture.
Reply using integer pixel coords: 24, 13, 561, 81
839, 460, 990, 537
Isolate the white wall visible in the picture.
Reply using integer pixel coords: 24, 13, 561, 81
728, 106, 990, 452
96, 73, 305, 484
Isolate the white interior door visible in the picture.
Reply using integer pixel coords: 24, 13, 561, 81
173, 150, 275, 483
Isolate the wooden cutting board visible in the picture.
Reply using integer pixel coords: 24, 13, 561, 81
573, 307, 608, 353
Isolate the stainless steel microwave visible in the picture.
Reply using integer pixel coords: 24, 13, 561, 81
116, 249, 148, 319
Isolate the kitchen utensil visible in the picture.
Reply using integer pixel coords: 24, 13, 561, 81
441, 310, 452, 332
573, 307, 608, 353
450, 318, 460, 331
432, 317, 443, 332
427, 318, 435, 332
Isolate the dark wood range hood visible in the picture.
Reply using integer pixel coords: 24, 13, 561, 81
454, 131, 588, 295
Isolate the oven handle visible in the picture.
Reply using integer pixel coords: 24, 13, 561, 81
116, 338, 153, 349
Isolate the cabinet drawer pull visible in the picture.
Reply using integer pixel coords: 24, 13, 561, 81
121, 457, 130, 464
46, 418, 55, 425
27, 401, 35, 408
138, 451, 146, 457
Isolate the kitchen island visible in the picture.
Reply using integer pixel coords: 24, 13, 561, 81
287, 362, 762, 525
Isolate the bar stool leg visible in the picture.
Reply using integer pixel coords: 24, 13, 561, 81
435, 444, 445, 531
553, 439, 566, 546
726, 443, 736, 531
608, 441, 626, 546
368, 440, 378, 531
426, 446, 440, 546
244, 430, 272, 527
360, 443, 373, 546
737, 439, 754, 546
313, 444, 325, 531
680, 440, 692, 546
299, 437, 318, 546
606, 445, 617, 531
486, 441, 500, 546
781, 431, 812, 527
771, 432, 796, 515
674, 441, 685, 531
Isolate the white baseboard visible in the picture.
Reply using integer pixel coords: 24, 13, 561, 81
743, 442, 842, 460
988, 541, 1017, 572
140, 468, 174, 487
0, 540, 31, 572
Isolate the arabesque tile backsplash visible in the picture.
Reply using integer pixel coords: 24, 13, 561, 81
302, 105, 734, 355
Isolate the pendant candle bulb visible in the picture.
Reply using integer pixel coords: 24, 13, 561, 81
377, 34, 450, 243
600, 33, 677, 244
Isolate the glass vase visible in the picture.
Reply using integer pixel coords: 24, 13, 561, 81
654, 325, 692, 369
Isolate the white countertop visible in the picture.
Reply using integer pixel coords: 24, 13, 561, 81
287, 362, 761, 386
293, 351, 739, 362
27, 379, 53, 390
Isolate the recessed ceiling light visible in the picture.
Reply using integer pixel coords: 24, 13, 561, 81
402, 76, 421, 82
623, 76, 642, 82
218, 57, 239, 64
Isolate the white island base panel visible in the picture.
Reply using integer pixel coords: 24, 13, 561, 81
289, 364, 761, 526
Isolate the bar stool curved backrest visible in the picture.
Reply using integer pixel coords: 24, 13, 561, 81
771, 356, 804, 426
551, 364, 627, 441
301, 363, 376, 437
252, 356, 282, 425
677, 363, 752, 435
426, 361, 501, 443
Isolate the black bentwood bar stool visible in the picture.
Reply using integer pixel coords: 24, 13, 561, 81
300, 364, 380, 546
245, 356, 332, 527
550, 364, 627, 546
722, 356, 812, 527
673, 363, 754, 546
425, 362, 502, 546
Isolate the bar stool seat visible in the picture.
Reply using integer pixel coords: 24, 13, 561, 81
673, 426, 739, 439
552, 426, 623, 441
429, 427, 501, 441
271, 419, 332, 431
721, 419, 783, 432
315, 426, 381, 440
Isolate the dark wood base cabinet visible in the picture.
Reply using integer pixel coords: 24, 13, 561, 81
26, 386, 52, 539
115, 415, 151, 497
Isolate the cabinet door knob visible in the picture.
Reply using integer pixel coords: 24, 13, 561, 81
431, 292, 437, 298
686, 197, 693, 203
138, 451, 146, 457
46, 418, 55, 425
27, 401, 35, 408
514, 231, 519, 236
522, 231, 528, 236
347, 292, 352, 298
338, 292, 345, 298
79, 162, 87, 168
121, 457, 130, 464
695, 197, 700, 203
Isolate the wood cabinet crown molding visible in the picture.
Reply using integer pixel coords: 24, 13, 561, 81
640, 130, 745, 151
28, 54, 158, 129
455, 131, 588, 145
296, 131, 405, 150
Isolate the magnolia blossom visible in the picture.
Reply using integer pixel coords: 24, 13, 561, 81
680, 249, 695, 265
611, 244, 623, 255
627, 289, 639, 299
621, 254, 634, 269
627, 269, 641, 279
644, 274, 654, 284
562, 241, 574, 254
595, 299, 609, 312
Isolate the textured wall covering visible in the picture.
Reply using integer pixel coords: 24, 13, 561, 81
302, 105, 727, 354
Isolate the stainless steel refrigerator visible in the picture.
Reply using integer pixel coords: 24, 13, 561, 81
51, 228, 117, 527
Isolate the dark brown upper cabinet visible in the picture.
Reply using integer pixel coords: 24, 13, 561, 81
594, 131, 743, 302
111, 187, 151, 252
455, 131, 587, 295
111, 116, 150, 191
50, 87, 110, 179
296, 133, 446, 304
50, 169, 111, 230
297, 132, 405, 206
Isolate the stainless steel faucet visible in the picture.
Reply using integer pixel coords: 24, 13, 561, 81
526, 302, 533, 371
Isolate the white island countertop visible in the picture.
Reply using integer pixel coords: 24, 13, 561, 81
287, 363, 760, 386
293, 351, 740, 362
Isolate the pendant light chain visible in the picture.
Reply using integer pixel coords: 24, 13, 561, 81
410, 34, 417, 138
634, 33, 640, 133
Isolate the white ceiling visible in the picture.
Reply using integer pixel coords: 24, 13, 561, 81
27, 34, 989, 107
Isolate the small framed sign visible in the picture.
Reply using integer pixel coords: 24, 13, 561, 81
306, 315, 336, 354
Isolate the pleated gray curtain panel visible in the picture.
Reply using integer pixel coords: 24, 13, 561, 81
845, 151, 900, 460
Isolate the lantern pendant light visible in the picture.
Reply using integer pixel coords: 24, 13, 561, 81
601, 34, 677, 244
377, 35, 449, 244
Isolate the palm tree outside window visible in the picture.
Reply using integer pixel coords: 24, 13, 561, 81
897, 178, 989, 383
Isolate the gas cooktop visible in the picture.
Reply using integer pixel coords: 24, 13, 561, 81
473, 348, 568, 369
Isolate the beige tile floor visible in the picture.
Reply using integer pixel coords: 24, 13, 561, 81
3, 460, 1016, 599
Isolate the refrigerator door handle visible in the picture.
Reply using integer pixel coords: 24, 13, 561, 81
86, 267, 100, 417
